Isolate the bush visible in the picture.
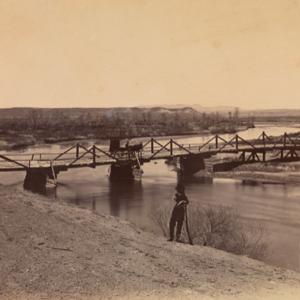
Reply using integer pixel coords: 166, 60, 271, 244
150, 203, 268, 260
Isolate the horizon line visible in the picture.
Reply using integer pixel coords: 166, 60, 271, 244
1, 105, 300, 111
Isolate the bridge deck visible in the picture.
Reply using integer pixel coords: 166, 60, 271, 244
0, 132, 299, 172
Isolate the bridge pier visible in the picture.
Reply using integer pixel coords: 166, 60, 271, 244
179, 154, 206, 176
23, 167, 59, 194
23, 169, 48, 194
109, 163, 135, 181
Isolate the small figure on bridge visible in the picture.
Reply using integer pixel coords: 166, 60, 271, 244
168, 183, 189, 242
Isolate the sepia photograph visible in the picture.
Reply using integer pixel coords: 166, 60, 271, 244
1, 1, 300, 299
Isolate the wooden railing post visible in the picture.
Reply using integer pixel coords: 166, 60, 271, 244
283, 133, 287, 147
235, 135, 239, 150
262, 131, 266, 147
76, 143, 79, 159
240, 151, 245, 162
215, 135, 219, 148
170, 139, 173, 155
151, 138, 154, 154
93, 145, 96, 165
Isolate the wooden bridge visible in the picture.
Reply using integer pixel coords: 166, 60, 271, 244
1, 131, 300, 174
1, 131, 300, 193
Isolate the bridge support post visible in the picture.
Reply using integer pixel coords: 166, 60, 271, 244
23, 169, 47, 194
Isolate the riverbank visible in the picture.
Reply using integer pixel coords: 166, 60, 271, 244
214, 161, 300, 184
1, 186, 300, 300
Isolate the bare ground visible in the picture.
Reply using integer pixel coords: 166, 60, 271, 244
1, 186, 300, 300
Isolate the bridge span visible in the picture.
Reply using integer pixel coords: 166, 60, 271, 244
0, 131, 299, 193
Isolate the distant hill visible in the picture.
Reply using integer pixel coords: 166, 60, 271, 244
142, 104, 236, 114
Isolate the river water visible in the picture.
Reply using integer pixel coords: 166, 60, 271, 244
1, 124, 300, 272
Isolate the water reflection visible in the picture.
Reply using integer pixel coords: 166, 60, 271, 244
108, 180, 144, 217
179, 173, 213, 185
45, 185, 57, 198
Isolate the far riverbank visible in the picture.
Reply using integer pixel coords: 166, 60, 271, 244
214, 161, 300, 185
0, 124, 253, 152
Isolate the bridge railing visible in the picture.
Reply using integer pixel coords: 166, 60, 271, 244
0, 143, 117, 170
52, 143, 116, 167
140, 138, 192, 160
140, 131, 300, 158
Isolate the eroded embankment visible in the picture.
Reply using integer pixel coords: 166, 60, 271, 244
1, 186, 300, 300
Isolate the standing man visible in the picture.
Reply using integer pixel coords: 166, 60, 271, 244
168, 183, 189, 242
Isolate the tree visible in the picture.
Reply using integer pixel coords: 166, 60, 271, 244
234, 107, 239, 124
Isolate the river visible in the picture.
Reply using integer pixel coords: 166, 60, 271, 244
1, 124, 300, 272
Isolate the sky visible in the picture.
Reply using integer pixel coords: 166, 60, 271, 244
0, 0, 300, 109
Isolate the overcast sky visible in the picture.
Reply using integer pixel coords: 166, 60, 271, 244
0, 0, 300, 109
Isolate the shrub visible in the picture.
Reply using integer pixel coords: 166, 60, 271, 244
150, 203, 268, 260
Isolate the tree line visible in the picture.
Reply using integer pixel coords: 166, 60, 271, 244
0, 107, 253, 140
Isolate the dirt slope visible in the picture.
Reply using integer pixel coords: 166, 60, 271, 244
1, 186, 300, 300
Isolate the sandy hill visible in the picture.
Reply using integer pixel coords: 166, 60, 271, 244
1, 186, 300, 300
